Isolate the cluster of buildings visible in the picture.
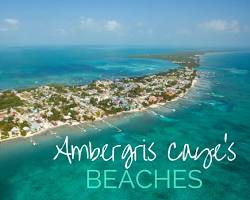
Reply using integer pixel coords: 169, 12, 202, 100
0, 66, 197, 140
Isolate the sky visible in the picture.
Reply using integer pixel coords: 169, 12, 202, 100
0, 0, 250, 47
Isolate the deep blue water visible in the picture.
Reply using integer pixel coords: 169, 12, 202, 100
0, 47, 249, 200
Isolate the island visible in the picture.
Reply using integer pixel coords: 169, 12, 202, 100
0, 51, 202, 141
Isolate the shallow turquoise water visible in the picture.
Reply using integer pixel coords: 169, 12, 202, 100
0, 46, 178, 89
0, 49, 250, 199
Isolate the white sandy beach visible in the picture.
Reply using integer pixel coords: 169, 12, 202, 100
0, 76, 198, 143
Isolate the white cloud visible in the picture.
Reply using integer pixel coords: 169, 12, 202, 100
199, 19, 240, 32
0, 18, 19, 32
80, 17, 99, 31
78, 17, 122, 33
4, 18, 19, 25
104, 20, 122, 32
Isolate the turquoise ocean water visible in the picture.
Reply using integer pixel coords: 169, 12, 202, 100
0, 46, 178, 89
0, 47, 249, 199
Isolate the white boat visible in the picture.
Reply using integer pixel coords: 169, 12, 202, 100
55, 135, 62, 139
32, 142, 38, 146
50, 131, 57, 135
30, 138, 38, 146
159, 114, 165, 118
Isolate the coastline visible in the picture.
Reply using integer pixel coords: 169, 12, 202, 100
0, 51, 204, 143
0, 76, 198, 144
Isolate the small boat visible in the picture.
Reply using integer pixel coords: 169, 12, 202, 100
32, 142, 38, 146
50, 131, 57, 135
30, 138, 38, 146
80, 128, 86, 133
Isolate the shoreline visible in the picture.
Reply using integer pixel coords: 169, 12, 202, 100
0, 76, 198, 144
0, 51, 204, 143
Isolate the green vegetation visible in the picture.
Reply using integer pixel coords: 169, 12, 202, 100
90, 97, 98, 106
47, 94, 68, 105
0, 92, 24, 110
96, 98, 123, 114
81, 91, 90, 98
128, 86, 144, 97
48, 84, 68, 93
47, 108, 64, 121
0, 116, 15, 136
129, 51, 205, 68
0, 116, 30, 138
0, 51, 199, 141
18, 121, 29, 136
82, 114, 95, 121
88, 82, 98, 90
